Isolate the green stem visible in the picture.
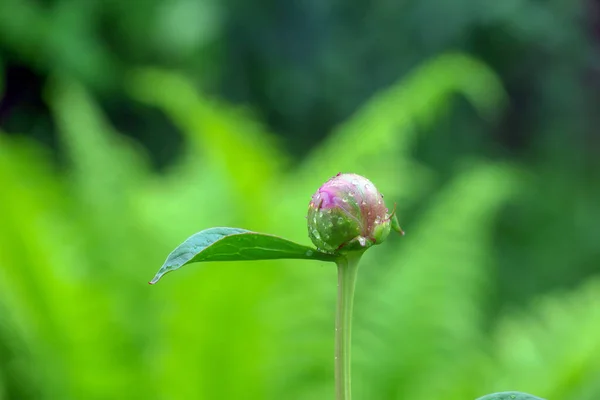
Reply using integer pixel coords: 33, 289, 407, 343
335, 252, 363, 400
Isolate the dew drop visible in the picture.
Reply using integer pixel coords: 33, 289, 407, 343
358, 237, 367, 246
305, 250, 314, 257
377, 200, 382, 205
364, 184, 371, 191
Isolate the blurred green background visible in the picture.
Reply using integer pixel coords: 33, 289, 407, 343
1, 0, 599, 399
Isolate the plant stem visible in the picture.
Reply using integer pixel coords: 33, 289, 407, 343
335, 252, 363, 400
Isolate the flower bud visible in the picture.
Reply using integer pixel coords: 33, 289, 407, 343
307, 173, 403, 253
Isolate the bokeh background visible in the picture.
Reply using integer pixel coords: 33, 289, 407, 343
1, 0, 599, 399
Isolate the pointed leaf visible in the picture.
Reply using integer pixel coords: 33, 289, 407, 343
150, 227, 337, 284
476, 392, 546, 400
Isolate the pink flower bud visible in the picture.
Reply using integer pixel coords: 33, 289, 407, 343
307, 173, 403, 253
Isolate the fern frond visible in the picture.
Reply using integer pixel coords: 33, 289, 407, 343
353, 162, 518, 399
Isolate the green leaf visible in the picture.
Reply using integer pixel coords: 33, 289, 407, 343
150, 227, 338, 284
475, 392, 546, 400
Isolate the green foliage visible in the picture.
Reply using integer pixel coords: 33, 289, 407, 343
0, 53, 598, 400
150, 227, 337, 284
